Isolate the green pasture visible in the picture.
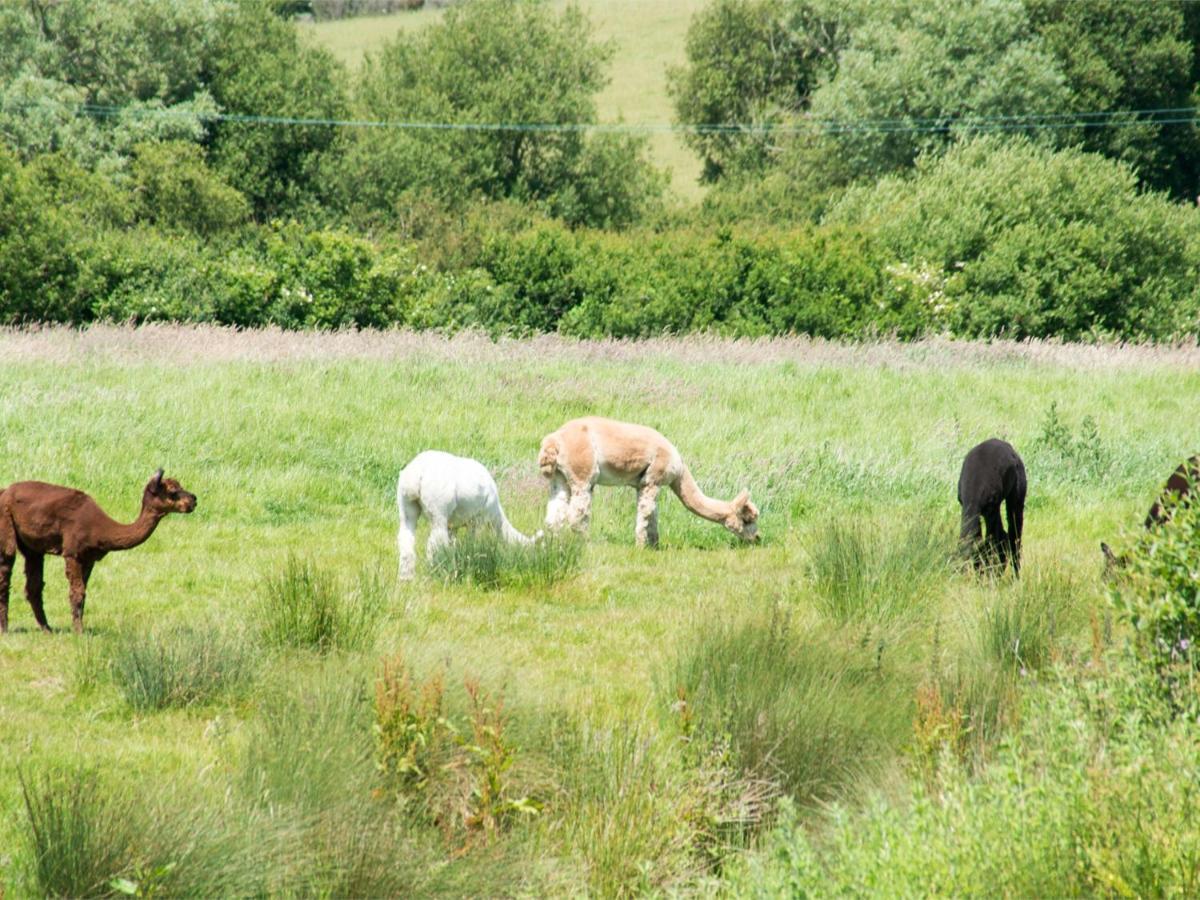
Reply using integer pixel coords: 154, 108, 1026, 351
0, 328, 1196, 895
301, 1, 708, 201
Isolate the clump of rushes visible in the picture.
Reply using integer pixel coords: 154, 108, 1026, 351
428, 529, 582, 589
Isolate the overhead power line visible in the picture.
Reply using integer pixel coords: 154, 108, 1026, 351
19, 100, 1200, 136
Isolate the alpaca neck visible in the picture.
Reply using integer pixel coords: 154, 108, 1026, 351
100, 505, 165, 552
672, 466, 733, 524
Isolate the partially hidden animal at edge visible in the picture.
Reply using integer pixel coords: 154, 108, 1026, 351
537, 416, 759, 547
0, 469, 197, 633
958, 438, 1026, 576
1101, 454, 1200, 571
396, 450, 537, 579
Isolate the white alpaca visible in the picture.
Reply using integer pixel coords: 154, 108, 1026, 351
396, 450, 536, 579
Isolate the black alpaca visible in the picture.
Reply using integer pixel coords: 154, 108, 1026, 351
958, 438, 1026, 576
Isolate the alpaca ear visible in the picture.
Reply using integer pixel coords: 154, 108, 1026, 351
733, 489, 749, 509
151, 468, 164, 491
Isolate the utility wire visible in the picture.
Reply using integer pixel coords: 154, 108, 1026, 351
17, 100, 1200, 136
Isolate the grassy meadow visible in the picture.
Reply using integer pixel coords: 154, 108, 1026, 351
300, 1, 708, 200
1, 326, 1198, 895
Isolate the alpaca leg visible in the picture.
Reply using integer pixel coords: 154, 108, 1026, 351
545, 475, 571, 531
982, 505, 1007, 573
0, 552, 12, 634
959, 505, 982, 569
566, 485, 593, 534
1005, 491, 1025, 578
426, 516, 452, 559
65, 556, 86, 634
635, 484, 660, 548
397, 497, 421, 580
24, 552, 50, 633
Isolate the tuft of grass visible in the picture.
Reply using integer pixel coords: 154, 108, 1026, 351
109, 625, 257, 711
429, 529, 582, 590
258, 556, 386, 653
807, 518, 953, 625
665, 606, 913, 806
20, 765, 267, 898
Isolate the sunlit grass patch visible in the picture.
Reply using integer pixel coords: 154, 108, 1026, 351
108, 625, 257, 711
428, 529, 583, 589
258, 556, 386, 653
807, 518, 954, 625
665, 606, 913, 805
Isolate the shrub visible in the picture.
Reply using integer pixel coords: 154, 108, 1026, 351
258, 556, 385, 653
1112, 499, 1200, 695
826, 136, 1200, 339
109, 625, 257, 711
428, 530, 582, 590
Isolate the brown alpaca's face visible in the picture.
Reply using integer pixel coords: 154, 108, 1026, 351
146, 470, 198, 514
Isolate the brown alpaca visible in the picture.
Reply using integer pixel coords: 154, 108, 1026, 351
0, 469, 196, 633
538, 416, 759, 547
1101, 454, 1199, 572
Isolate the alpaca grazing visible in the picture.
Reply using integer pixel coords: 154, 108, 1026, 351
958, 438, 1026, 576
0, 469, 197, 633
396, 450, 537, 579
1101, 454, 1199, 571
538, 416, 759, 547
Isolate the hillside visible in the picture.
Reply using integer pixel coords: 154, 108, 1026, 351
301, 1, 708, 200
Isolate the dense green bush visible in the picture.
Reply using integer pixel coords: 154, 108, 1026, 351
827, 137, 1200, 339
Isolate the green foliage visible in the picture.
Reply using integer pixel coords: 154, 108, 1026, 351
1027, 0, 1200, 198
827, 136, 1200, 339
808, 0, 1070, 179
109, 625, 258, 711
129, 141, 249, 235
668, 0, 841, 181
728, 661, 1200, 897
1112, 500, 1200, 679
205, 1, 349, 217
331, 0, 661, 228
428, 530, 582, 590
258, 556, 385, 653
667, 606, 912, 804
0, 148, 86, 323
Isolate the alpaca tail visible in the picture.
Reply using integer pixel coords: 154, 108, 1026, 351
538, 435, 560, 479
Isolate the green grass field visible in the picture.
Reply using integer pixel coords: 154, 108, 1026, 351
300, 2, 708, 202
2, 327, 1198, 895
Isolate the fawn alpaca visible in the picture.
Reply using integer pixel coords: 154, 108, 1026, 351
538, 416, 759, 547
397, 451, 537, 579
958, 438, 1026, 576
0, 469, 197, 633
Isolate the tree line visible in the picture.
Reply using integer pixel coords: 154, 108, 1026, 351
2, 0, 1200, 339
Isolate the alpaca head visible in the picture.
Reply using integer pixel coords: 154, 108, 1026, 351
724, 490, 759, 543
143, 468, 198, 515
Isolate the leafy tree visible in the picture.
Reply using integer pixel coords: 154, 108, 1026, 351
205, 0, 349, 217
329, 0, 661, 228
667, 0, 846, 182
1025, 0, 1200, 199
807, 0, 1070, 180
